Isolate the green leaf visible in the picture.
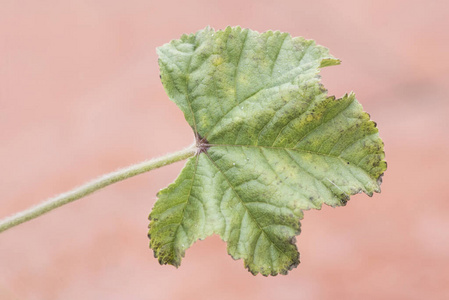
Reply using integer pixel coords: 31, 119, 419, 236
149, 26, 386, 276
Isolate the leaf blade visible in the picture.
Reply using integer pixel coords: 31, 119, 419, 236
150, 26, 386, 276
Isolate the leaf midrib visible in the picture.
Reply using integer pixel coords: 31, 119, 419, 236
168, 156, 200, 252
203, 151, 293, 263
204, 141, 379, 183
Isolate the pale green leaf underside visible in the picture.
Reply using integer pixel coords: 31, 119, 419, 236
149, 26, 386, 276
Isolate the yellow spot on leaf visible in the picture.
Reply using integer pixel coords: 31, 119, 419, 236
213, 56, 223, 66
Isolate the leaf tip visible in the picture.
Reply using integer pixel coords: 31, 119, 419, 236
320, 58, 342, 68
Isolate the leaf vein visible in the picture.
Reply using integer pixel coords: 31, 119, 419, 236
204, 151, 291, 259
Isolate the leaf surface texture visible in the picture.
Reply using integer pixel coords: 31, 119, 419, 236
149, 27, 386, 276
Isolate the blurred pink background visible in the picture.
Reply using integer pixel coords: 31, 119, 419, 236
1, 0, 448, 299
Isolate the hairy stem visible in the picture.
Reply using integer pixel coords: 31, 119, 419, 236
0, 144, 197, 233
